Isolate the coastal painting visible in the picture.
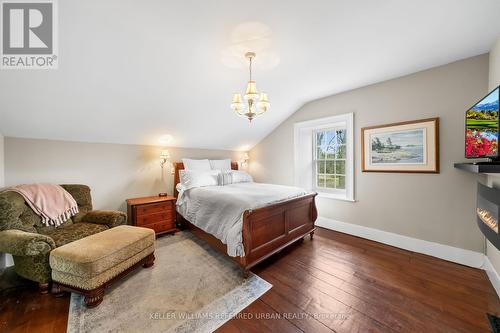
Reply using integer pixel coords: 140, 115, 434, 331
370, 129, 425, 164
362, 118, 439, 173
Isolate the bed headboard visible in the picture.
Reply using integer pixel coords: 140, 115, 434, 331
173, 161, 239, 197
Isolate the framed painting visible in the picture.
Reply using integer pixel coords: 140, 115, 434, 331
361, 118, 439, 173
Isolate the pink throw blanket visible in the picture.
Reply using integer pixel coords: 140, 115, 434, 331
9, 184, 79, 227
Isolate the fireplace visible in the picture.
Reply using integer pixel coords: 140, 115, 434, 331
477, 182, 500, 250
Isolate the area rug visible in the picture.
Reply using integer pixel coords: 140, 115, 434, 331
67, 232, 271, 333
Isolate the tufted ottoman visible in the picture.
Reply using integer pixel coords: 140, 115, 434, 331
50, 225, 155, 307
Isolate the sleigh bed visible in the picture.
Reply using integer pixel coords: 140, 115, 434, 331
174, 161, 317, 276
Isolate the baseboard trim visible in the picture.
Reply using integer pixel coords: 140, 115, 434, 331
316, 217, 485, 268
483, 256, 500, 297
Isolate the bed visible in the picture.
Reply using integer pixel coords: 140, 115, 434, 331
174, 161, 317, 277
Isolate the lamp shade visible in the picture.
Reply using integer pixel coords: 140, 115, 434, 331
257, 92, 270, 111
231, 93, 243, 111
232, 93, 242, 103
259, 92, 269, 102
244, 81, 259, 100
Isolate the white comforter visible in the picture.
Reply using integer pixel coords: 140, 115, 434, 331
176, 182, 309, 257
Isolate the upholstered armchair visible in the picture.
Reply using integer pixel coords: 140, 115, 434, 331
0, 184, 126, 293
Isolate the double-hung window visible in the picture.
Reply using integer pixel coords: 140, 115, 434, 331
294, 113, 354, 201
314, 128, 347, 192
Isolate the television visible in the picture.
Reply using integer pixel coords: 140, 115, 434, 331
465, 86, 500, 160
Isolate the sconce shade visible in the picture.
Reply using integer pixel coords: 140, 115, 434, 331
160, 149, 170, 159
243, 152, 249, 160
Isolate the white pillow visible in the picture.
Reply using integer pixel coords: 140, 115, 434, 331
179, 169, 220, 190
182, 158, 211, 171
209, 159, 232, 171
220, 170, 253, 185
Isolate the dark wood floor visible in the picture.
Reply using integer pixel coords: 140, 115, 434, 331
1, 227, 499, 333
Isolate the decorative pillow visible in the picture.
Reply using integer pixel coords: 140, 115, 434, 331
182, 159, 211, 171
220, 170, 253, 185
209, 159, 232, 171
179, 169, 220, 190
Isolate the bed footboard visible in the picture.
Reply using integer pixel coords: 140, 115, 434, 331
240, 193, 318, 270
177, 193, 318, 276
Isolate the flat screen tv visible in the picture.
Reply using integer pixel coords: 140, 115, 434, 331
466, 86, 500, 160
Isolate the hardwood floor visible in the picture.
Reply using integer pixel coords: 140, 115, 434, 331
1, 227, 499, 332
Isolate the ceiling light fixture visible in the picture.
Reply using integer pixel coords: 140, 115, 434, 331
231, 52, 270, 122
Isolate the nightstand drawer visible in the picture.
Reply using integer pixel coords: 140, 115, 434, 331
142, 220, 176, 234
135, 202, 173, 216
136, 211, 174, 226
127, 195, 177, 235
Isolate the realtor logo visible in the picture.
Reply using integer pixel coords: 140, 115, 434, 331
1, 0, 58, 69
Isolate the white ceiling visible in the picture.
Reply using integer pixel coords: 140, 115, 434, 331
1, 0, 500, 151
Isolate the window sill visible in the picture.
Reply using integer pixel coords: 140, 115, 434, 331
316, 191, 355, 202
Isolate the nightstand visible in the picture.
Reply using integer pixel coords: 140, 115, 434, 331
126, 196, 177, 235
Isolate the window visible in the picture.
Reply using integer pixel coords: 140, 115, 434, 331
294, 113, 354, 201
314, 128, 346, 191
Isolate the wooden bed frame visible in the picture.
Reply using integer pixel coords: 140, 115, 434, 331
174, 161, 317, 276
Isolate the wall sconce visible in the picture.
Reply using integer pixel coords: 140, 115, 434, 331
160, 149, 170, 169
241, 152, 249, 168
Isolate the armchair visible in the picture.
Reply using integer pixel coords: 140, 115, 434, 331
0, 184, 126, 293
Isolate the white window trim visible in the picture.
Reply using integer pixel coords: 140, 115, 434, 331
294, 113, 354, 202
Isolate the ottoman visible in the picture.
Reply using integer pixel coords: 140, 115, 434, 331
50, 225, 155, 307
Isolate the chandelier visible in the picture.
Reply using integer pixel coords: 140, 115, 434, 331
230, 52, 270, 122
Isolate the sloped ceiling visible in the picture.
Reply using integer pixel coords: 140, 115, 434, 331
1, 0, 500, 151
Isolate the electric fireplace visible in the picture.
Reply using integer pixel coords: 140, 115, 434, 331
477, 182, 500, 250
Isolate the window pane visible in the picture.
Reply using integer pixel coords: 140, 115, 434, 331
325, 130, 336, 146
335, 160, 345, 175
325, 175, 336, 188
317, 161, 325, 174
316, 146, 326, 159
336, 176, 346, 189
325, 161, 334, 174
326, 145, 336, 159
316, 132, 326, 146
336, 129, 346, 144
337, 145, 346, 159
317, 174, 325, 187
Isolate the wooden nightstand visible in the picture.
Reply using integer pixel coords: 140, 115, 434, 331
126, 196, 177, 235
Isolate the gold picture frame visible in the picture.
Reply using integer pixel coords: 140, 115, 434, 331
361, 118, 439, 173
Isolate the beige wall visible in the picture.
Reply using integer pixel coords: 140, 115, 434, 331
487, 37, 500, 275
4, 138, 242, 212
490, 37, 500, 90
250, 54, 489, 252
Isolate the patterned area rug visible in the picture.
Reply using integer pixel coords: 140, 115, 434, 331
67, 232, 271, 333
